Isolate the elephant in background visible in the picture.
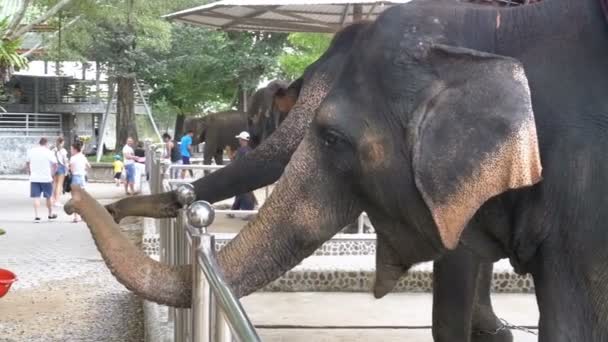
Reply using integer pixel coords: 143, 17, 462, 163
246, 79, 300, 146
78, 21, 511, 342
183, 110, 247, 165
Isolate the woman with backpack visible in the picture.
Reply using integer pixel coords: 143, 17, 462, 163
51, 137, 69, 207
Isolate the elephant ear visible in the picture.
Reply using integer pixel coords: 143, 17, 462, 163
273, 78, 302, 115
413, 44, 542, 250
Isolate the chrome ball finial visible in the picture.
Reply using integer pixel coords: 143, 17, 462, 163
176, 183, 196, 206
187, 201, 215, 228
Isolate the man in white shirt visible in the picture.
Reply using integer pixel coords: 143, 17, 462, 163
122, 137, 136, 195
26, 137, 58, 222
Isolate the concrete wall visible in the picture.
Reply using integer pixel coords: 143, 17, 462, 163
0, 135, 59, 174
88, 163, 115, 182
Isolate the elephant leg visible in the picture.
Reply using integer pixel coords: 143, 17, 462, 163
203, 144, 214, 176
432, 246, 478, 342
214, 151, 223, 166
471, 263, 513, 342
432, 247, 512, 342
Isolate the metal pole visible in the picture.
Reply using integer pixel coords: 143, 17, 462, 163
197, 244, 260, 342
135, 78, 162, 141
174, 210, 185, 342
167, 218, 175, 324
215, 311, 233, 342
192, 232, 213, 342
96, 82, 115, 162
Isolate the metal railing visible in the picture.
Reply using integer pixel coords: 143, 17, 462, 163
164, 163, 371, 232
146, 142, 376, 342
0, 112, 62, 135
148, 144, 261, 342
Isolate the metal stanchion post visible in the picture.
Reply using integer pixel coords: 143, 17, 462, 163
174, 184, 196, 342
167, 218, 176, 324
186, 201, 216, 342
357, 213, 364, 234
215, 311, 233, 342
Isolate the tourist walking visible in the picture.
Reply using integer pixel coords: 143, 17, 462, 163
69, 141, 90, 222
26, 137, 57, 222
122, 137, 136, 195
51, 137, 69, 207
162, 133, 181, 179
228, 132, 257, 220
180, 130, 194, 179
134, 141, 146, 194
112, 155, 123, 187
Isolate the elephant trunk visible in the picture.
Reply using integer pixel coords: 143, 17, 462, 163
73, 135, 357, 306
217, 137, 360, 297
70, 186, 192, 308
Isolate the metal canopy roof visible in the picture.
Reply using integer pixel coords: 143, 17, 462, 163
163, 0, 412, 33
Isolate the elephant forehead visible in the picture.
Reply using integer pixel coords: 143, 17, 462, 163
360, 133, 389, 170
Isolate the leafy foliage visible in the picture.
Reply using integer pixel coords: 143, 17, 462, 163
0, 17, 28, 73
48, 0, 287, 137
279, 32, 332, 79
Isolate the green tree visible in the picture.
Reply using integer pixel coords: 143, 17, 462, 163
279, 32, 332, 80
47, 0, 287, 141
45, 0, 191, 145
140, 24, 287, 138
0, 0, 74, 83
0, 17, 28, 83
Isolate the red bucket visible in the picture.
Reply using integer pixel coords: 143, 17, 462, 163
0, 269, 17, 298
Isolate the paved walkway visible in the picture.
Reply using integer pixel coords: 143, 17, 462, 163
248, 292, 539, 341
0, 180, 144, 341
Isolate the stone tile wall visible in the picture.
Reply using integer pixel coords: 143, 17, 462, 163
143, 232, 535, 293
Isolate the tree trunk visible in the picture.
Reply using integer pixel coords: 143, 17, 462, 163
233, 84, 253, 112
116, 76, 138, 146
174, 111, 185, 140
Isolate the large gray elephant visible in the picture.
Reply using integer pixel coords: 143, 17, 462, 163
80, 21, 510, 342
183, 110, 247, 165
69, 0, 608, 340
246, 79, 299, 146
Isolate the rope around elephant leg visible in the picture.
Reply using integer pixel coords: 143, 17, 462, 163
475, 318, 538, 336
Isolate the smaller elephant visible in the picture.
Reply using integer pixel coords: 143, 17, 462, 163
183, 111, 247, 166
247, 79, 300, 146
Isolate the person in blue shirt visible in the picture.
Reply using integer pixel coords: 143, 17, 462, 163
180, 130, 194, 179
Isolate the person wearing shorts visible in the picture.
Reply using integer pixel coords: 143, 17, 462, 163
122, 137, 136, 195
27, 137, 57, 222
69, 141, 90, 222
180, 130, 194, 179
52, 137, 69, 206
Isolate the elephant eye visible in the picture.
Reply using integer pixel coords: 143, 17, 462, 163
321, 128, 345, 148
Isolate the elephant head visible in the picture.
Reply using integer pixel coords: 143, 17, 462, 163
218, 3, 542, 297
247, 79, 299, 146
